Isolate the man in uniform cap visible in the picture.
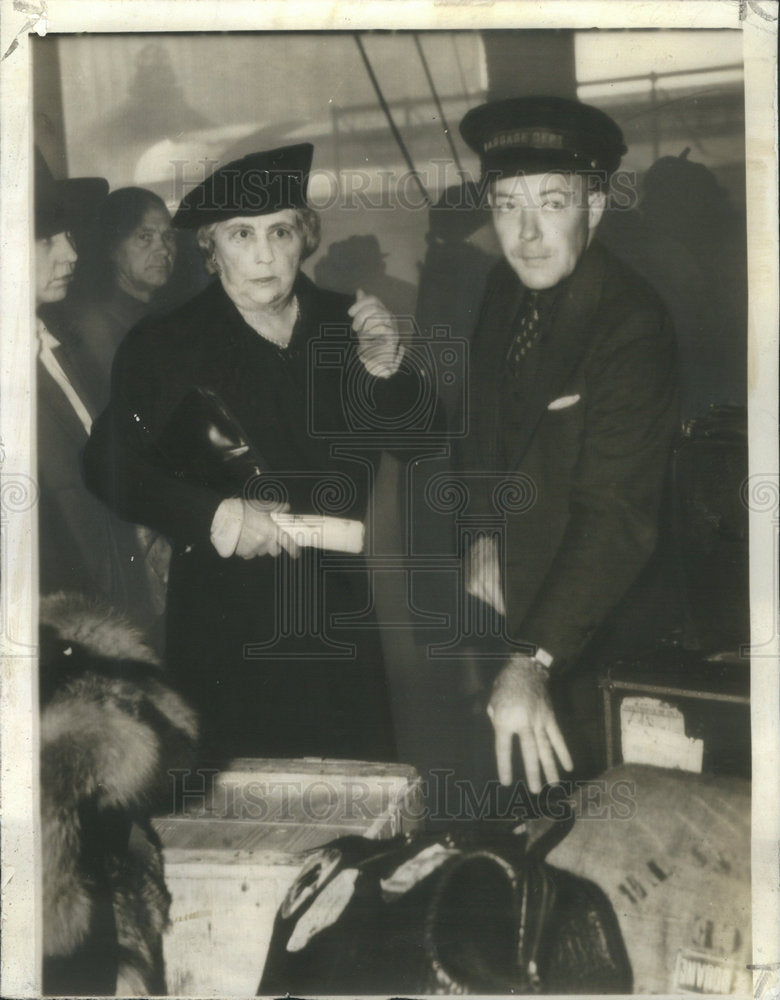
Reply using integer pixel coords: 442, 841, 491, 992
457, 97, 678, 791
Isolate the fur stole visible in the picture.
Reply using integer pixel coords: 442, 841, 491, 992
40, 591, 198, 995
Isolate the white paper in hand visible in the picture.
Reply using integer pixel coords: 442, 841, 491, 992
270, 513, 364, 553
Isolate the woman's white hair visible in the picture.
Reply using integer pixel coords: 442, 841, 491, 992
196, 207, 321, 274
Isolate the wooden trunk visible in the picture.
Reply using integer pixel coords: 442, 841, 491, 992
152, 758, 424, 996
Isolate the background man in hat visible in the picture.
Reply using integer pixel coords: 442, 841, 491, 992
457, 97, 678, 791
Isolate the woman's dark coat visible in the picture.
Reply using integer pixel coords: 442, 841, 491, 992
84, 273, 434, 764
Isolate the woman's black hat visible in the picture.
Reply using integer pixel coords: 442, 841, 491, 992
460, 96, 626, 182
35, 148, 109, 240
172, 143, 314, 229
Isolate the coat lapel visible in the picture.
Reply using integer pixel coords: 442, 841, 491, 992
38, 362, 90, 449
54, 335, 99, 417
36, 317, 97, 446
505, 241, 609, 471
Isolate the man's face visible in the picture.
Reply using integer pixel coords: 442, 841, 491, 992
489, 172, 605, 290
111, 205, 177, 301
35, 231, 77, 304
211, 210, 304, 312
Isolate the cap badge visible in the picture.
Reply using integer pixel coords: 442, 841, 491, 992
484, 128, 565, 153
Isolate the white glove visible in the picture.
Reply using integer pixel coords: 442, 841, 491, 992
347, 288, 404, 378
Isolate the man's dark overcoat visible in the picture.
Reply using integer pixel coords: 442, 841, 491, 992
459, 239, 679, 672
83, 273, 432, 764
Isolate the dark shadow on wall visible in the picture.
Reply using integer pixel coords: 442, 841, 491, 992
314, 234, 418, 319
600, 149, 747, 422
84, 42, 212, 183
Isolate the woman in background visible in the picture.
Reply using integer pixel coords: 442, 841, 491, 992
36, 159, 168, 643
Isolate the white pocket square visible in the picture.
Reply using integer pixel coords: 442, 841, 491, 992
547, 393, 581, 411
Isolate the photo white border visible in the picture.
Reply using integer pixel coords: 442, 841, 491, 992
1, 1, 777, 996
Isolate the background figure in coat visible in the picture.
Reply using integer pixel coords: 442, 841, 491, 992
44, 187, 181, 630
84, 143, 437, 767
35, 150, 162, 640
457, 98, 679, 790
54, 186, 179, 414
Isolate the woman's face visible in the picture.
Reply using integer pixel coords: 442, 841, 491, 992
211, 211, 304, 311
36, 231, 77, 305
111, 205, 177, 301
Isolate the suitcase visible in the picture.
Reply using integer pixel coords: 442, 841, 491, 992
599, 647, 750, 776
672, 404, 749, 652
151, 758, 423, 996
546, 764, 751, 996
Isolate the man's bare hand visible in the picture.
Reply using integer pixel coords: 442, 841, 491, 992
487, 653, 573, 791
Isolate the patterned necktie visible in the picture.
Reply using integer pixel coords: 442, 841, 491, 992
506, 291, 541, 376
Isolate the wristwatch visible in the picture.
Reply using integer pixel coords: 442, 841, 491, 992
530, 645, 554, 672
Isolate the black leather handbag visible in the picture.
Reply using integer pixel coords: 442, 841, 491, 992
259, 819, 632, 995
154, 385, 265, 495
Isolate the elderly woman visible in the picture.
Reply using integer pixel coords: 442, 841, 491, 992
59, 186, 178, 412
84, 143, 435, 766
